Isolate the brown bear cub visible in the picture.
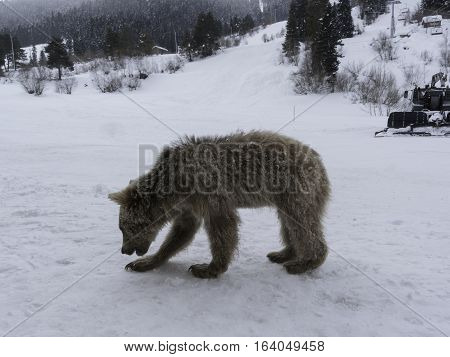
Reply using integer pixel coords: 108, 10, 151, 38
109, 130, 330, 279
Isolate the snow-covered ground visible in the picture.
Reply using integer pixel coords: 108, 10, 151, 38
344, 0, 450, 87
1, 14, 450, 337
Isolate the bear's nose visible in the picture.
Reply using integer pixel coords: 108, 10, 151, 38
121, 247, 134, 255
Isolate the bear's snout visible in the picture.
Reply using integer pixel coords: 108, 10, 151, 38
121, 246, 135, 255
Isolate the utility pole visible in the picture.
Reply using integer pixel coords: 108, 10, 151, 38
445, 27, 449, 78
174, 30, 178, 54
387, 1, 402, 38
229, 4, 233, 37
390, 2, 395, 38
10, 34, 16, 71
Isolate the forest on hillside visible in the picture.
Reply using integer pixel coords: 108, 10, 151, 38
0, 0, 289, 57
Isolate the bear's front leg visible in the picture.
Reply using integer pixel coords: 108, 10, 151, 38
189, 203, 239, 279
126, 210, 201, 273
125, 255, 163, 272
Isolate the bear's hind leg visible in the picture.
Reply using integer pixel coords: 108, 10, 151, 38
267, 212, 296, 263
267, 247, 295, 264
278, 209, 328, 274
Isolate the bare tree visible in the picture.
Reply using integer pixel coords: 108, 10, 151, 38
123, 74, 141, 91
91, 71, 123, 93
55, 76, 78, 94
356, 65, 401, 115
420, 50, 433, 65
439, 41, 450, 69
401, 64, 424, 88
371, 32, 397, 61
17, 67, 49, 96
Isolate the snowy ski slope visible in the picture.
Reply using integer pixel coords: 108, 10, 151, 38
0, 8, 449, 336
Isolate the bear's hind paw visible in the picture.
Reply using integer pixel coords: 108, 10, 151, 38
189, 263, 220, 279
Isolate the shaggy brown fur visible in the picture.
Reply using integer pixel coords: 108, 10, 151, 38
109, 130, 330, 279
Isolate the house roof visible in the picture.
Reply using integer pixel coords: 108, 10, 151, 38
422, 15, 442, 23
152, 46, 169, 52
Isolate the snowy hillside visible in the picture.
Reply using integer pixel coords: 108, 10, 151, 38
1, 16, 450, 337
343, 0, 449, 87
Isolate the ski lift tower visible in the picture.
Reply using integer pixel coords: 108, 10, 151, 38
10, 34, 16, 71
445, 27, 449, 77
387, 1, 402, 38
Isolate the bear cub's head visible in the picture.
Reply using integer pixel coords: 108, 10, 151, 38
109, 181, 164, 256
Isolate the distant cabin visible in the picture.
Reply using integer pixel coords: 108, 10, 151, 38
421, 15, 442, 28
431, 27, 443, 35
152, 46, 169, 55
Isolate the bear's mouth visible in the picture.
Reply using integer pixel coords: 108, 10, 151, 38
121, 246, 149, 256
135, 248, 147, 256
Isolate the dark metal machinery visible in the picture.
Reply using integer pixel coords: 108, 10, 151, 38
375, 75, 450, 136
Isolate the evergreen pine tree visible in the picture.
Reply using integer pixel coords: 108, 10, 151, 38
311, 3, 342, 86
192, 12, 221, 58
337, 0, 354, 38
283, 0, 300, 60
16, 48, 27, 67
104, 29, 120, 58
0, 34, 9, 74
282, 0, 307, 61
230, 16, 241, 36
117, 27, 135, 57
421, 0, 446, 11
66, 38, 74, 55
30, 45, 38, 66
180, 31, 194, 62
137, 32, 154, 56
306, 0, 328, 42
45, 37, 73, 80
39, 49, 47, 66
240, 14, 255, 35
358, 0, 386, 23
296, 0, 307, 43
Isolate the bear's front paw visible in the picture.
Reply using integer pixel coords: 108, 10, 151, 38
125, 256, 162, 272
188, 263, 219, 279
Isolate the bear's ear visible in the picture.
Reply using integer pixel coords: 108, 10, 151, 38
108, 182, 139, 206
108, 191, 128, 205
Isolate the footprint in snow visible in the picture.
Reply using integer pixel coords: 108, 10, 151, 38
391, 220, 403, 226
